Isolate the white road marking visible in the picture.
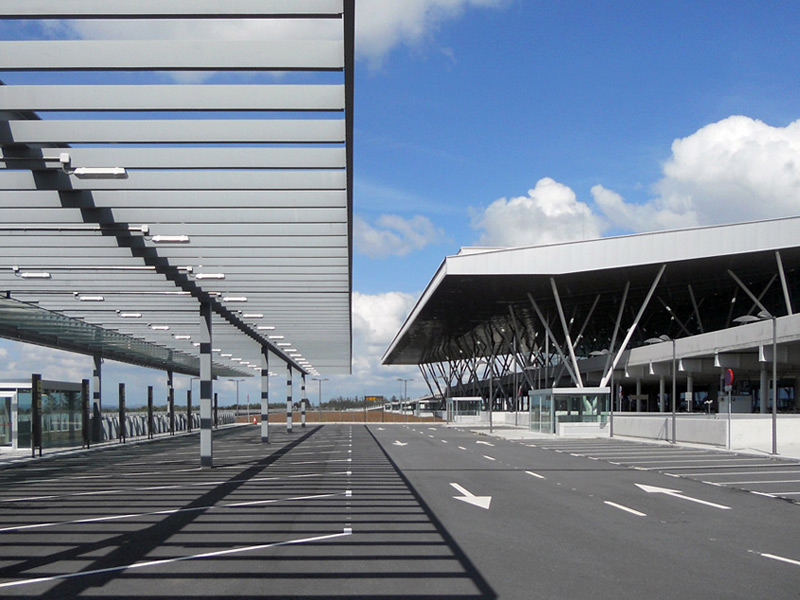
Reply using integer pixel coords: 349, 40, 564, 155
483, 455, 496, 461
0, 491, 350, 533
450, 482, 492, 510
0, 529, 354, 589
525, 471, 545, 479
604, 501, 646, 517
476, 441, 494, 447
760, 552, 800, 567
636, 484, 731, 510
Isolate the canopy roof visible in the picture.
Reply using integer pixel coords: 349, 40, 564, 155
383, 217, 800, 369
0, 0, 354, 377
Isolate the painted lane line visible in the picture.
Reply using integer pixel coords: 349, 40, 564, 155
686, 469, 800, 477
450, 483, 492, 510
635, 484, 731, 510
0, 529, 354, 590
615, 458, 767, 465
760, 552, 800, 567
483, 455, 496, 461
393, 441, 408, 447
476, 441, 494, 447
458, 446, 467, 451
661, 462, 786, 471
751, 491, 777, 498
0, 491, 350, 533
720, 479, 800, 485
526, 471, 546, 480
604, 501, 646, 517
441, 440, 448, 444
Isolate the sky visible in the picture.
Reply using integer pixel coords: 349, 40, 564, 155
2, 0, 800, 406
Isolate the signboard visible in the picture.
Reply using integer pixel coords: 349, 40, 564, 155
724, 368, 734, 392
365, 395, 384, 403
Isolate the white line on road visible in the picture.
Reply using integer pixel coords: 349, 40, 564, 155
483, 455, 496, 461
458, 446, 466, 450
760, 552, 800, 567
0, 529, 354, 589
604, 501, 646, 517
476, 441, 495, 447
636, 484, 731, 510
525, 471, 546, 479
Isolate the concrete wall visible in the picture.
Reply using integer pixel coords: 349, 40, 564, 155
612, 414, 800, 449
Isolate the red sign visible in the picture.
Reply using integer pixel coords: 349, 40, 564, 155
724, 369, 734, 386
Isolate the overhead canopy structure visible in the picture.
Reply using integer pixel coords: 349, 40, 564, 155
0, 0, 354, 378
384, 217, 800, 398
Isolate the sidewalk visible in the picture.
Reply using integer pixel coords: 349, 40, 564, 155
458, 424, 800, 462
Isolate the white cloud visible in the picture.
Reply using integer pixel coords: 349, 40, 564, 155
587, 116, 800, 232
55, 1, 509, 68
356, 0, 508, 66
355, 214, 444, 258
472, 177, 605, 247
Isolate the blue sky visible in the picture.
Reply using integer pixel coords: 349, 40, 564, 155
2, 1, 800, 405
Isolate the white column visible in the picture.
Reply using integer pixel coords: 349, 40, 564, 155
286, 365, 293, 433
200, 302, 213, 468
261, 348, 270, 443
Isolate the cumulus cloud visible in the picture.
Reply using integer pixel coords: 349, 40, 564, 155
331, 291, 419, 392
591, 116, 800, 231
472, 177, 605, 247
355, 214, 444, 258
356, 0, 508, 66
53, 1, 508, 69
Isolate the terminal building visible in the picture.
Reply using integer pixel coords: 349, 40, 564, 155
383, 217, 800, 447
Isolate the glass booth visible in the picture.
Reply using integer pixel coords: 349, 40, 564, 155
0, 380, 83, 451
530, 387, 610, 434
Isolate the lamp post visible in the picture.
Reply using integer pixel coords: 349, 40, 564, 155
734, 312, 778, 455
646, 335, 676, 444
312, 377, 328, 422
397, 378, 413, 422
227, 378, 243, 422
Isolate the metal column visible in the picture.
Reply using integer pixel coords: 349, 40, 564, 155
92, 355, 102, 443
286, 365, 293, 433
301, 374, 307, 428
261, 348, 270, 443
167, 371, 175, 435
118, 383, 126, 443
200, 301, 213, 467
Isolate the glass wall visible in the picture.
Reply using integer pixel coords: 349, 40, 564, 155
530, 388, 610, 434
6, 382, 83, 450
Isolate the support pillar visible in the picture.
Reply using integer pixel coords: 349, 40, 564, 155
167, 371, 175, 435
301, 374, 307, 428
147, 386, 154, 440
659, 377, 666, 412
261, 348, 270, 443
687, 375, 694, 413
286, 365, 293, 433
636, 379, 642, 412
200, 301, 213, 467
92, 355, 102, 443
760, 366, 769, 413
81, 379, 90, 449
118, 383, 126, 443
187, 390, 192, 432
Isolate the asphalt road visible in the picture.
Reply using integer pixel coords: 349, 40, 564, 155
0, 424, 798, 599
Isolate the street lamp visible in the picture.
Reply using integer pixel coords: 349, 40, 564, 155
734, 311, 778, 455
646, 334, 676, 444
312, 377, 328, 422
397, 378, 413, 421
227, 378, 243, 422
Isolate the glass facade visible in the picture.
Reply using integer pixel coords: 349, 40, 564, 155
1, 382, 83, 450
530, 388, 610, 434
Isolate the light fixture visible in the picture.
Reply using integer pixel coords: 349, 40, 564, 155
268, 335, 284, 340
116, 311, 142, 318
242, 313, 263, 318
72, 167, 128, 179
12, 267, 51, 279
172, 334, 191, 340
223, 296, 248, 303
194, 273, 225, 280
74, 293, 104, 302
149, 324, 170, 331
277, 342, 291, 347
257, 326, 275, 331
151, 235, 190, 244
221, 353, 233, 358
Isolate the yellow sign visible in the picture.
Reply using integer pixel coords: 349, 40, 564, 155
365, 395, 384, 403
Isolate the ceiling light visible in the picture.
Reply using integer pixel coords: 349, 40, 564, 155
257, 326, 275, 331
194, 273, 225, 280
172, 334, 191, 340
152, 235, 190, 244
242, 313, 263, 319
149, 324, 170, 331
72, 167, 128, 179
277, 342, 291, 347
223, 296, 247, 303
268, 335, 284, 340
13, 267, 52, 279
74, 293, 104, 302
117, 311, 142, 318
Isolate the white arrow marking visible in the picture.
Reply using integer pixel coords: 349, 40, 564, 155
636, 484, 731, 510
450, 482, 492, 510
393, 441, 408, 447
476, 441, 494, 446
377, 427, 385, 431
